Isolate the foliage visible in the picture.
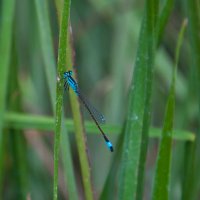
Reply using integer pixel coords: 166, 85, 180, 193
0, 0, 199, 199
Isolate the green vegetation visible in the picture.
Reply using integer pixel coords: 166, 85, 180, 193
0, 0, 199, 199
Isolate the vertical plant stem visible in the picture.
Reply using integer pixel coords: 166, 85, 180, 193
0, 0, 16, 196
107, 13, 130, 123
119, 0, 157, 199
34, 0, 56, 104
7, 45, 28, 199
67, 64, 94, 199
185, 0, 200, 198
55, 1, 94, 199
182, 141, 195, 200
136, 1, 158, 199
156, 0, 174, 45
54, 0, 71, 199
34, 1, 78, 199
152, 19, 187, 200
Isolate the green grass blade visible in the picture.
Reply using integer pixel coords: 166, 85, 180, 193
34, 0, 56, 105
34, 1, 78, 199
182, 142, 195, 200
136, 1, 159, 199
7, 47, 28, 199
150, 128, 195, 142
54, 0, 63, 18
66, 58, 94, 199
157, 0, 174, 45
4, 112, 195, 142
152, 19, 187, 200
54, 0, 71, 199
185, 0, 200, 198
107, 14, 131, 123
66, 49, 94, 200
11, 133, 27, 199
68, 93, 95, 200
0, 0, 16, 195
54, 1, 93, 197
119, 0, 158, 199
54, 1, 94, 199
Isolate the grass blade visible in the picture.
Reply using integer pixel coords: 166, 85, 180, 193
152, 19, 187, 200
65, 45, 94, 200
119, 0, 158, 199
136, 1, 159, 199
55, 1, 94, 199
54, 0, 71, 199
34, 0, 56, 105
4, 112, 195, 142
182, 141, 195, 200
67, 86, 95, 200
185, 0, 200, 198
34, 1, 78, 199
156, 0, 174, 45
0, 0, 16, 195
7, 46, 28, 199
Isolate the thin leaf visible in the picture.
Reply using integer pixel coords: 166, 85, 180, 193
156, 0, 174, 45
4, 112, 195, 142
6, 45, 28, 199
55, 0, 94, 199
119, 0, 158, 199
152, 19, 187, 200
185, 0, 200, 198
136, 1, 159, 198
54, 0, 71, 199
34, 1, 78, 199
34, 0, 56, 105
0, 0, 16, 195
182, 142, 195, 200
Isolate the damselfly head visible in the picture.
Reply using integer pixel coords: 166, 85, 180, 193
68, 70, 73, 76
63, 72, 67, 79
63, 70, 73, 79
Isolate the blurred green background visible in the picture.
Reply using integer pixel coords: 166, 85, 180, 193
0, 0, 199, 199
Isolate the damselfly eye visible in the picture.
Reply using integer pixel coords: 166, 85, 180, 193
63, 72, 67, 78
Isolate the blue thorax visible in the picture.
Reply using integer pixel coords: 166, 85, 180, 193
63, 71, 78, 94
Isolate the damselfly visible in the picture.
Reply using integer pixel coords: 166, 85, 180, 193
63, 70, 114, 152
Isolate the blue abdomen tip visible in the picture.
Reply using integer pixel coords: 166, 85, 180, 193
106, 141, 114, 152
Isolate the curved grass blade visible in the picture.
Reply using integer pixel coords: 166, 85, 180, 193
152, 19, 187, 200
34, 1, 78, 199
136, 1, 159, 198
119, 0, 158, 199
0, 0, 16, 195
182, 141, 195, 200
54, 0, 71, 199
54, 0, 94, 199
6, 44, 28, 199
185, 0, 200, 199
3, 112, 196, 142
156, 0, 174, 45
